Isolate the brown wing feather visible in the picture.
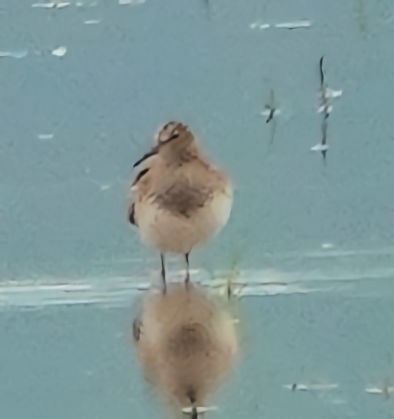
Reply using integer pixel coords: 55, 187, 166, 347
153, 184, 211, 218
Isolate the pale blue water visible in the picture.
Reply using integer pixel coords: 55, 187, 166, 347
1, 0, 394, 417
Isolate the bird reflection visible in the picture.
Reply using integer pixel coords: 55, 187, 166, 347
132, 282, 239, 418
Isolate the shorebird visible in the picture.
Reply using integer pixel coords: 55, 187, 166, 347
128, 121, 233, 291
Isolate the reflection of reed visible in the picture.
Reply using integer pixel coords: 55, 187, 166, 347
354, 0, 368, 37
201, 0, 210, 18
132, 283, 239, 417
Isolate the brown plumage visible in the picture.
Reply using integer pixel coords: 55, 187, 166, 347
128, 122, 233, 290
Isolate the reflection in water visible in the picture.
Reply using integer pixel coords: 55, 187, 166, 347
132, 283, 239, 418
354, 0, 368, 37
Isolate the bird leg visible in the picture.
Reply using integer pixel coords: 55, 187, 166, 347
185, 253, 190, 285
160, 253, 167, 294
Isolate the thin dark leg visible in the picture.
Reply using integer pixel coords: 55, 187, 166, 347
187, 387, 197, 418
160, 253, 167, 294
185, 253, 190, 284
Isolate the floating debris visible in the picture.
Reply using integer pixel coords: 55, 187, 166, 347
365, 387, 388, 394
135, 283, 151, 291
118, 0, 145, 5
317, 104, 333, 114
310, 143, 329, 152
0, 50, 28, 59
32, 1, 70, 8
321, 242, 334, 249
51, 46, 67, 57
274, 20, 312, 29
250, 20, 311, 30
365, 382, 394, 399
100, 184, 111, 191
37, 133, 54, 141
76, 1, 98, 7
249, 22, 270, 30
87, 178, 113, 191
284, 383, 339, 392
260, 108, 281, 120
182, 406, 218, 415
83, 18, 101, 24
323, 87, 343, 99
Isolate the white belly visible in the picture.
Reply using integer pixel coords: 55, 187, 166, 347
135, 188, 233, 254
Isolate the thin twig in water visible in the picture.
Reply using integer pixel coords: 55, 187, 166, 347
319, 56, 329, 161
265, 106, 275, 124
265, 88, 276, 124
263, 88, 278, 146
319, 55, 325, 88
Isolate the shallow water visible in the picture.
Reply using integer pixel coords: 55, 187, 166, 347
2, 283, 394, 418
1, 0, 394, 417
